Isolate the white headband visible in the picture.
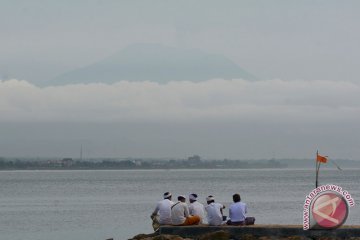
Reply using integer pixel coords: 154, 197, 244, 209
178, 195, 186, 199
163, 192, 172, 199
189, 194, 197, 201
206, 196, 215, 201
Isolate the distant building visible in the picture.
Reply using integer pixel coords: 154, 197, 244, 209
61, 158, 74, 167
188, 155, 201, 165
132, 160, 142, 166
47, 159, 62, 167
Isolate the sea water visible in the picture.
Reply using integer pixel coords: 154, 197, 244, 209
0, 169, 359, 240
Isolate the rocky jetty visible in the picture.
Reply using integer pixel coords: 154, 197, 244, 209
128, 225, 360, 240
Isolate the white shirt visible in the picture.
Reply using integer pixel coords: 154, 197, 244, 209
171, 201, 190, 225
229, 201, 247, 222
153, 199, 174, 225
205, 202, 224, 226
189, 201, 206, 224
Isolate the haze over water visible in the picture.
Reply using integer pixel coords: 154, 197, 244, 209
1, 168, 359, 240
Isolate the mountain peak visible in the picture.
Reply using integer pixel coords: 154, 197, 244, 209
52, 43, 256, 85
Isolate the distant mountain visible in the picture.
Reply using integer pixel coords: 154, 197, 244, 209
51, 43, 256, 85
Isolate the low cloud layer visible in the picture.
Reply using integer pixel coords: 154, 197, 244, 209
1, 79, 359, 159
1, 79, 359, 123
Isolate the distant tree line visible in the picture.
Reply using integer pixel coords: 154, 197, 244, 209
0, 156, 287, 170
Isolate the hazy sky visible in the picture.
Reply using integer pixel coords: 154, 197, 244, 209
1, 1, 360, 159
2, 0, 360, 83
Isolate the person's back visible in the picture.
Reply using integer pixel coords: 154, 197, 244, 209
189, 194, 206, 224
157, 198, 174, 224
171, 201, 189, 225
189, 201, 205, 223
171, 195, 201, 226
205, 196, 225, 226
227, 193, 252, 226
151, 192, 174, 225
229, 201, 247, 222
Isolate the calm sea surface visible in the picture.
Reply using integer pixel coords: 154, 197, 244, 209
0, 169, 359, 240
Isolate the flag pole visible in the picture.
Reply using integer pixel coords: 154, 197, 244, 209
316, 160, 321, 188
315, 150, 319, 188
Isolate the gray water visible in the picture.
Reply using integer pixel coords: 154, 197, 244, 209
0, 169, 359, 240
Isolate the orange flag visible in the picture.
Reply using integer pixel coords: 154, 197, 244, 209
317, 153, 328, 163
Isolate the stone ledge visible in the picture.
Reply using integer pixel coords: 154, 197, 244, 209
159, 225, 360, 239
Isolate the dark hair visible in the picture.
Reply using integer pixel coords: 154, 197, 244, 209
207, 195, 215, 204
178, 196, 185, 201
163, 192, 171, 199
233, 193, 241, 202
190, 193, 198, 198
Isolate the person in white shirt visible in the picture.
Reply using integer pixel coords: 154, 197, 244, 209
227, 193, 247, 225
151, 192, 174, 225
188, 193, 206, 224
171, 195, 200, 226
204, 195, 226, 226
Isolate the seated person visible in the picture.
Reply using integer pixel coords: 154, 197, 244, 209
188, 193, 206, 224
171, 195, 200, 226
227, 193, 255, 225
205, 195, 226, 226
151, 192, 174, 226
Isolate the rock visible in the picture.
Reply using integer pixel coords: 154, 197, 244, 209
197, 230, 230, 240
152, 234, 185, 240
129, 232, 158, 240
129, 233, 191, 240
152, 234, 183, 240
285, 237, 312, 240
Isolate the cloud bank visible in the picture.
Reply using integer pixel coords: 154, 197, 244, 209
1, 78, 360, 159
0, 79, 359, 123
